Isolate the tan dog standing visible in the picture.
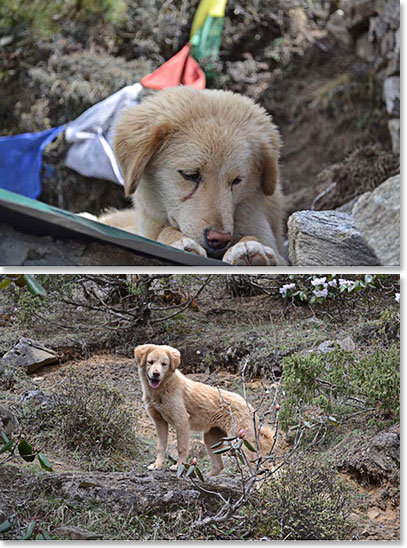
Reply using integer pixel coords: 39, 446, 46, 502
99, 87, 287, 265
136, 343, 273, 475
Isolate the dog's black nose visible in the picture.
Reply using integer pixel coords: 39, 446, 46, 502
152, 371, 160, 378
204, 228, 232, 250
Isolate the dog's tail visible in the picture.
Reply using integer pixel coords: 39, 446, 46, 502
258, 424, 274, 455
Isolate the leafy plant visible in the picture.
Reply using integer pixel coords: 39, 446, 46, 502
0, 428, 53, 471
279, 344, 400, 437
0, 274, 47, 297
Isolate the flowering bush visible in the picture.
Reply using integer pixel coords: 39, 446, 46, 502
278, 274, 399, 307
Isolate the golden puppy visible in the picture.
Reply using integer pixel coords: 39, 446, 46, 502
136, 343, 273, 476
99, 87, 287, 265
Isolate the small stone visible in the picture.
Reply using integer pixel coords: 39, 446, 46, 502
367, 509, 380, 520
356, 33, 375, 63
317, 340, 335, 354
383, 77, 400, 116
388, 119, 400, 155
337, 336, 356, 352
53, 526, 102, 540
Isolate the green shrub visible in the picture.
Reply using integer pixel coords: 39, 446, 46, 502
262, 458, 353, 540
53, 371, 138, 457
280, 344, 400, 435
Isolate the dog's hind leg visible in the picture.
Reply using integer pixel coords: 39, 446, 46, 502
204, 427, 225, 476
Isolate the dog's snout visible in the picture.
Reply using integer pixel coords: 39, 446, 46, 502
204, 228, 232, 250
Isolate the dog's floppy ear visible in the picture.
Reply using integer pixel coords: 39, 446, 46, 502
260, 142, 280, 196
134, 344, 155, 367
166, 347, 181, 372
114, 105, 173, 197
257, 119, 281, 196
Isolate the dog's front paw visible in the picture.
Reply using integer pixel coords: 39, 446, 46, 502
172, 238, 207, 257
147, 462, 163, 471
223, 239, 278, 266
169, 464, 179, 472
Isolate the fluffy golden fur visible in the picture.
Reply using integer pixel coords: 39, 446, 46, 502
99, 87, 287, 265
136, 343, 274, 476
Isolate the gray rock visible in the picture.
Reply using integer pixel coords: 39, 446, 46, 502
40, 470, 241, 515
287, 210, 379, 266
352, 174, 400, 266
383, 76, 400, 116
53, 526, 102, 540
337, 336, 356, 352
356, 33, 375, 63
388, 118, 400, 155
0, 404, 19, 437
386, 27, 400, 75
1, 338, 58, 374
317, 340, 335, 354
337, 424, 400, 485
327, 10, 353, 46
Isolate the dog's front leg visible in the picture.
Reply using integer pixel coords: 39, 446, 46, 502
147, 406, 168, 470
157, 227, 207, 257
169, 414, 190, 471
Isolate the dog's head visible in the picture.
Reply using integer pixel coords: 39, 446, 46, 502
114, 87, 281, 257
135, 344, 181, 390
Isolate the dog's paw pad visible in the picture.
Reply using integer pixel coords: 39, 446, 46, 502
223, 240, 277, 266
172, 238, 207, 257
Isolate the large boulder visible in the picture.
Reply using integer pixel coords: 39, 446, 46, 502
337, 424, 400, 485
39, 469, 241, 516
287, 210, 379, 266
352, 174, 400, 266
1, 338, 58, 374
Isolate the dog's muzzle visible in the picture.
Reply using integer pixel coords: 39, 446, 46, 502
149, 373, 161, 389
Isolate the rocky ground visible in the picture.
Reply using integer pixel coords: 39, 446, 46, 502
0, 275, 400, 540
0, 0, 400, 265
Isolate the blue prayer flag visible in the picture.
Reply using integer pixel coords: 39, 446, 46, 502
0, 125, 65, 199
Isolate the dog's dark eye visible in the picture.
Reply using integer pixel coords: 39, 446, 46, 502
178, 170, 201, 184
148, 360, 154, 365
161, 363, 168, 367
231, 177, 241, 187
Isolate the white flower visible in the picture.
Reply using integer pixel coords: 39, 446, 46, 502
313, 288, 328, 298
311, 277, 327, 286
279, 283, 296, 296
328, 279, 337, 287
339, 278, 354, 288
395, 293, 400, 303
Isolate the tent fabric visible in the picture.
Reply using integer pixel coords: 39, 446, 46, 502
140, 44, 205, 90
0, 125, 65, 199
65, 82, 143, 185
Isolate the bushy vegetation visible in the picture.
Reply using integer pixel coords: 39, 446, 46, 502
279, 343, 400, 437
52, 371, 138, 457
257, 458, 353, 540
